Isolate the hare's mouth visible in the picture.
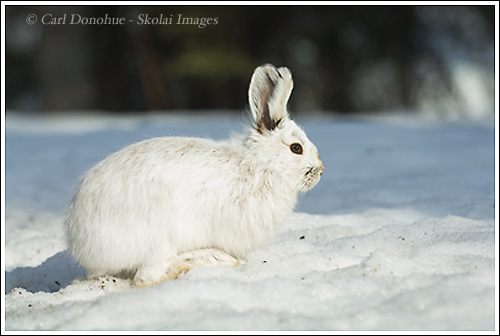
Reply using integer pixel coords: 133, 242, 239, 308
299, 166, 323, 192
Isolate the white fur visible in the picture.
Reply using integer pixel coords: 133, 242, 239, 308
65, 64, 324, 285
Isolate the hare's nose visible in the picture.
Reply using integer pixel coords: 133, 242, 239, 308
318, 160, 325, 176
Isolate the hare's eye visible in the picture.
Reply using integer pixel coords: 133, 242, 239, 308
290, 143, 303, 155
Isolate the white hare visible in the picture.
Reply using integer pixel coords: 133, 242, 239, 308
65, 64, 324, 286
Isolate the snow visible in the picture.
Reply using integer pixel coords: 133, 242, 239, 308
3, 112, 496, 331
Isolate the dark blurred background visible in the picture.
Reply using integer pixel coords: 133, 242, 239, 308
5, 5, 495, 117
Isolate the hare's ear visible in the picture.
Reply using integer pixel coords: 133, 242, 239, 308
248, 64, 294, 133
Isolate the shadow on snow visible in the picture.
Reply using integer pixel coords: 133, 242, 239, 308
5, 250, 86, 294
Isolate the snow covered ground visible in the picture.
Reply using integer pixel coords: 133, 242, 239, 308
3, 112, 497, 331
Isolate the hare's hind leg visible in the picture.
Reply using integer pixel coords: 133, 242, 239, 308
165, 249, 240, 280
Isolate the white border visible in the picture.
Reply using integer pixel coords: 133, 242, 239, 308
494, 3, 499, 335
1, 2, 498, 335
0, 1, 499, 5
1, 1, 5, 335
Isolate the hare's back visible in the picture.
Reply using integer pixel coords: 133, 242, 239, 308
83, 136, 239, 193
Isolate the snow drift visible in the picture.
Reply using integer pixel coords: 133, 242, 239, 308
4, 112, 496, 330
